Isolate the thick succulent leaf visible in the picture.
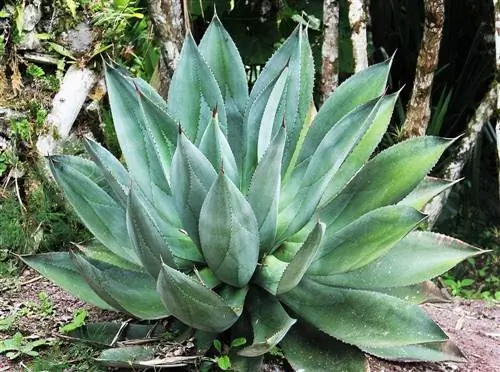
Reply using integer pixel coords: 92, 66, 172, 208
257, 68, 288, 160
63, 322, 170, 346
277, 98, 381, 240
104, 66, 171, 199
281, 321, 368, 372
83, 137, 130, 207
238, 290, 296, 357
254, 222, 324, 295
156, 263, 243, 332
320, 136, 455, 232
247, 126, 286, 252
74, 241, 141, 271
362, 340, 465, 362
198, 15, 248, 169
398, 176, 460, 211
229, 352, 263, 372
298, 58, 392, 166
20, 253, 114, 310
318, 231, 485, 289
199, 112, 239, 185
135, 85, 178, 188
126, 186, 177, 278
243, 26, 313, 189
320, 92, 399, 207
48, 155, 138, 265
71, 253, 169, 320
280, 278, 448, 348
96, 346, 198, 368
308, 205, 425, 276
167, 33, 227, 144
171, 131, 217, 248
376, 281, 451, 304
199, 172, 259, 287
277, 221, 325, 294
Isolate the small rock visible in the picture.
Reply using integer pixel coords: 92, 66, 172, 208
17, 30, 41, 50
60, 22, 93, 55
23, 4, 42, 32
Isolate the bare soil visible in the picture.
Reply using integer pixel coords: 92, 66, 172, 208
1, 271, 499, 371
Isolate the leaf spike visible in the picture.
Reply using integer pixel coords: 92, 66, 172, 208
212, 104, 218, 118
281, 117, 286, 129
213, 4, 218, 18
220, 161, 225, 175
178, 122, 183, 135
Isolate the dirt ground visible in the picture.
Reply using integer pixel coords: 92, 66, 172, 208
1, 270, 499, 371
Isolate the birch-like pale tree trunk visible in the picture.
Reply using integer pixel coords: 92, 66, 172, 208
147, 0, 185, 99
402, 0, 445, 139
319, 0, 340, 104
348, 0, 369, 72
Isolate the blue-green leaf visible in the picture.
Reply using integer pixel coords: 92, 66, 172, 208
398, 176, 460, 211
171, 131, 217, 248
308, 205, 425, 276
199, 15, 248, 171
320, 136, 455, 232
167, 33, 227, 145
247, 126, 286, 252
48, 155, 138, 265
71, 253, 169, 320
280, 278, 448, 348
199, 172, 259, 287
317, 231, 486, 289
238, 289, 296, 357
21, 252, 114, 310
157, 263, 244, 332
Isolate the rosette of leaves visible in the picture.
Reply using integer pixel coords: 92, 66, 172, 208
22, 15, 484, 370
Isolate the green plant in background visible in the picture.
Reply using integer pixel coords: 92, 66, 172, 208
22, 16, 486, 370
0, 332, 52, 360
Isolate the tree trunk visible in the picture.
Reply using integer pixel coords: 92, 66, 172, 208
402, 0, 445, 139
495, 0, 500, 198
147, 0, 185, 100
424, 85, 497, 228
319, 0, 340, 104
348, 0, 369, 73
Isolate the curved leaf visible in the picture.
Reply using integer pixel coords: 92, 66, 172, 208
362, 340, 464, 362
199, 172, 259, 287
48, 155, 138, 264
71, 253, 169, 320
308, 205, 425, 276
104, 66, 171, 200
238, 289, 296, 357
281, 321, 368, 372
320, 92, 399, 207
298, 58, 392, 166
167, 33, 227, 144
320, 136, 455, 232
375, 281, 451, 304
20, 252, 114, 310
242, 26, 313, 189
318, 231, 486, 289
247, 126, 286, 252
398, 176, 460, 211
156, 264, 243, 332
199, 112, 239, 185
199, 15, 248, 169
278, 98, 381, 240
280, 278, 448, 348
171, 131, 217, 248
84, 137, 130, 207
126, 186, 177, 278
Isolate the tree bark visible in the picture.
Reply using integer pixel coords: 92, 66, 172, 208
495, 0, 500, 198
348, 0, 369, 73
319, 0, 340, 104
424, 85, 497, 228
147, 0, 185, 100
402, 0, 445, 139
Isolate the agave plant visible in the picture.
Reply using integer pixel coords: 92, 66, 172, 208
22, 15, 484, 370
